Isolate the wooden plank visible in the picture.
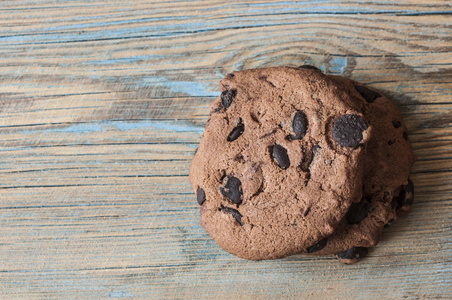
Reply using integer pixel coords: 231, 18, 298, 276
1, 0, 451, 299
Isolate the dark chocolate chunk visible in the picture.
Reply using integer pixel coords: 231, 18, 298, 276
291, 110, 308, 140
346, 201, 370, 224
397, 178, 415, 209
194, 147, 198, 155
332, 114, 368, 148
355, 85, 381, 103
336, 247, 368, 260
221, 207, 243, 225
392, 121, 402, 128
227, 73, 235, 78
272, 144, 290, 169
388, 140, 395, 145
298, 65, 319, 70
197, 187, 206, 205
307, 237, 328, 253
227, 122, 244, 142
220, 176, 243, 205
221, 89, 237, 108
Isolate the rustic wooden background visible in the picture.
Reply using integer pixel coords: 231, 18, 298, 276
1, 0, 451, 299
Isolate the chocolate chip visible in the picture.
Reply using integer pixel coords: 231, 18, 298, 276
307, 237, 328, 253
221, 207, 243, 225
197, 187, 206, 205
220, 176, 243, 205
299, 65, 319, 70
227, 123, 244, 142
227, 73, 235, 78
355, 85, 381, 103
346, 201, 370, 224
336, 247, 368, 260
221, 89, 237, 108
392, 121, 402, 128
194, 147, 198, 155
272, 144, 290, 169
290, 110, 308, 140
259, 75, 267, 80
333, 114, 368, 148
388, 140, 395, 145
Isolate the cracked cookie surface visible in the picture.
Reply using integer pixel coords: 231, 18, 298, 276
189, 67, 371, 260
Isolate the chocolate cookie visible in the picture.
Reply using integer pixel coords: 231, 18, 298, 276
189, 67, 371, 260
302, 75, 416, 262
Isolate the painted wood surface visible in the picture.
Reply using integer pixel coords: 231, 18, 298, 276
1, 0, 451, 299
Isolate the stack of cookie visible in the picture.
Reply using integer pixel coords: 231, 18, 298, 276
189, 66, 415, 263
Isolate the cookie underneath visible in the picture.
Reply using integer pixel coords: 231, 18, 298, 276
301, 74, 416, 263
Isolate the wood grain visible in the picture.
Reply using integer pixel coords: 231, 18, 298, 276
1, 0, 451, 299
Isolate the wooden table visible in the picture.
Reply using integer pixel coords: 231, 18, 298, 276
1, 1, 451, 299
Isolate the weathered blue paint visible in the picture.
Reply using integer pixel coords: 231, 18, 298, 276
239, 0, 332, 7
109, 291, 134, 298
215, 70, 226, 79
203, 0, 330, 12
45, 16, 191, 31
205, 0, 421, 14
85, 55, 163, 65
141, 76, 218, 97
6, 2, 447, 46
114, 120, 204, 135
18, 120, 204, 136
18, 123, 103, 135
163, 81, 218, 97
330, 56, 348, 74
3, 10, 447, 47
0, 146, 37, 152
51, 123, 104, 134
